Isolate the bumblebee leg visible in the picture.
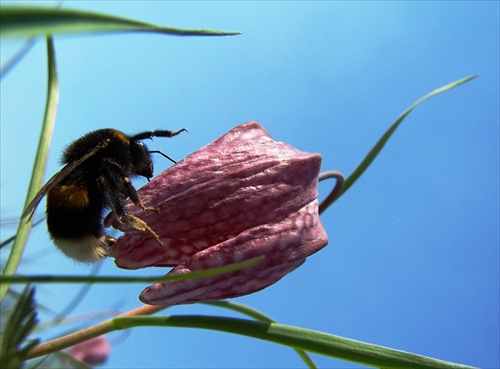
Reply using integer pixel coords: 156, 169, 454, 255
119, 213, 163, 247
122, 177, 160, 214
97, 176, 164, 246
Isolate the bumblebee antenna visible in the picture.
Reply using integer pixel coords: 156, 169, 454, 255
150, 150, 177, 164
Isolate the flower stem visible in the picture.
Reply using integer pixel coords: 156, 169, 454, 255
25, 304, 166, 359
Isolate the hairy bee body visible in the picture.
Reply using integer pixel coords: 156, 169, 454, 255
23, 128, 186, 263
47, 129, 126, 262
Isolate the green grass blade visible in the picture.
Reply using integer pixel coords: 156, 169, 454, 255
0, 256, 264, 284
340, 75, 478, 198
0, 36, 59, 302
25, 312, 477, 368
0, 7, 241, 38
113, 315, 478, 369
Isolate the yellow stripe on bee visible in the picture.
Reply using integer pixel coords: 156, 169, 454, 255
48, 184, 90, 208
110, 129, 130, 145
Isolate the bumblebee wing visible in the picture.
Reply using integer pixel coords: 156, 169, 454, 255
21, 139, 110, 221
21, 164, 76, 221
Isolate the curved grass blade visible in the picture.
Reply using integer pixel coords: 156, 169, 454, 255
1, 8, 241, 38
339, 75, 478, 199
0, 36, 59, 302
318, 170, 345, 214
24, 312, 477, 368
113, 316, 478, 369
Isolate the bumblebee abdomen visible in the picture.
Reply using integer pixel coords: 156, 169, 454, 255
47, 184, 90, 208
46, 184, 104, 239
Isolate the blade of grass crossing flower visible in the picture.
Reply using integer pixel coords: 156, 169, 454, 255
204, 301, 317, 369
113, 316, 478, 369
0, 8, 241, 38
339, 75, 478, 199
0, 36, 59, 302
0, 256, 265, 284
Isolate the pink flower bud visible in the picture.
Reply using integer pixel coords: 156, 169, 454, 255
105, 121, 328, 306
67, 335, 110, 366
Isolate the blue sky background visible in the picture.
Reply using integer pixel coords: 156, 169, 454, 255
1, 1, 498, 368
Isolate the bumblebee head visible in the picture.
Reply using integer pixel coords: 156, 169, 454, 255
130, 140, 154, 179
129, 128, 187, 179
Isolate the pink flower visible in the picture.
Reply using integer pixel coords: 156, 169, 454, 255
105, 121, 327, 306
67, 335, 110, 366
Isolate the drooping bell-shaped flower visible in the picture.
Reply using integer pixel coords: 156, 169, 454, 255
67, 335, 111, 366
105, 121, 328, 306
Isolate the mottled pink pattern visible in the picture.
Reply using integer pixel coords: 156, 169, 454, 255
105, 121, 328, 306
67, 335, 110, 366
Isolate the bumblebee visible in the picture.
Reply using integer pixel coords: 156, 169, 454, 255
22, 128, 186, 263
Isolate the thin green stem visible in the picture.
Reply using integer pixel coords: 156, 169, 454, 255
339, 75, 478, 199
25, 304, 166, 359
318, 170, 345, 214
1, 36, 59, 302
